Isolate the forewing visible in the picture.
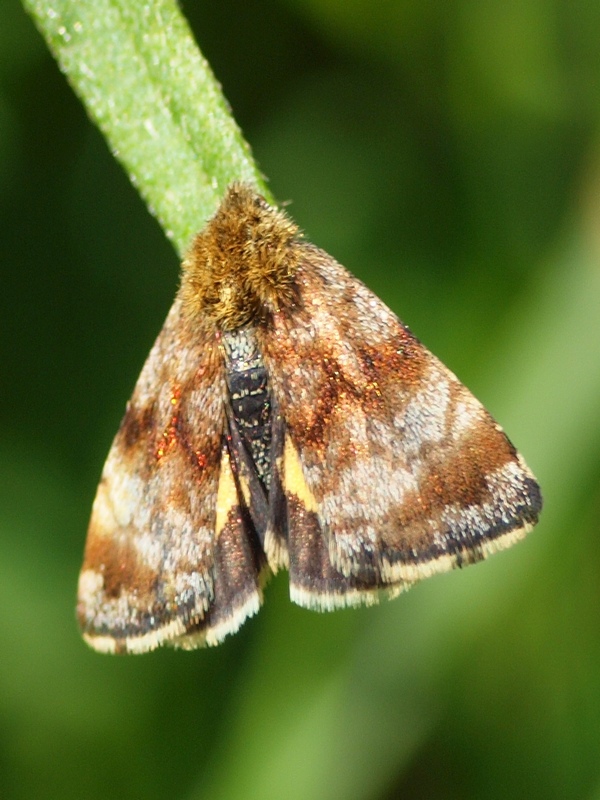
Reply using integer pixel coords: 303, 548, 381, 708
78, 298, 249, 653
169, 441, 268, 649
259, 246, 542, 605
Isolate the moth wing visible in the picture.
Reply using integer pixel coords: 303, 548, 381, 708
259, 247, 542, 608
78, 298, 265, 653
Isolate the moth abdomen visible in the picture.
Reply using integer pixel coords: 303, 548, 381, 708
222, 327, 273, 491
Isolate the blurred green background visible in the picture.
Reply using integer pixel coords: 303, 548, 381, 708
2, 0, 600, 798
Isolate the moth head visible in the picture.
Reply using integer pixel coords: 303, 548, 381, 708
181, 183, 302, 330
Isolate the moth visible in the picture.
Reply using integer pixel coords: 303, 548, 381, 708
78, 183, 542, 653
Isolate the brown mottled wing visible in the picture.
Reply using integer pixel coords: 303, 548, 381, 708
258, 245, 542, 609
78, 298, 264, 653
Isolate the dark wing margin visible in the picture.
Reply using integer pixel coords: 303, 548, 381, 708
78, 299, 264, 653
170, 442, 268, 648
258, 245, 542, 610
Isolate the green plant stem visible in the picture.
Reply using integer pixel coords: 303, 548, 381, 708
23, 0, 267, 254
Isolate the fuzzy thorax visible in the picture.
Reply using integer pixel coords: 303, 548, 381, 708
180, 183, 301, 330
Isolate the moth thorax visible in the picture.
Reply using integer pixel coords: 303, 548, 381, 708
181, 184, 301, 331
222, 327, 273, 490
